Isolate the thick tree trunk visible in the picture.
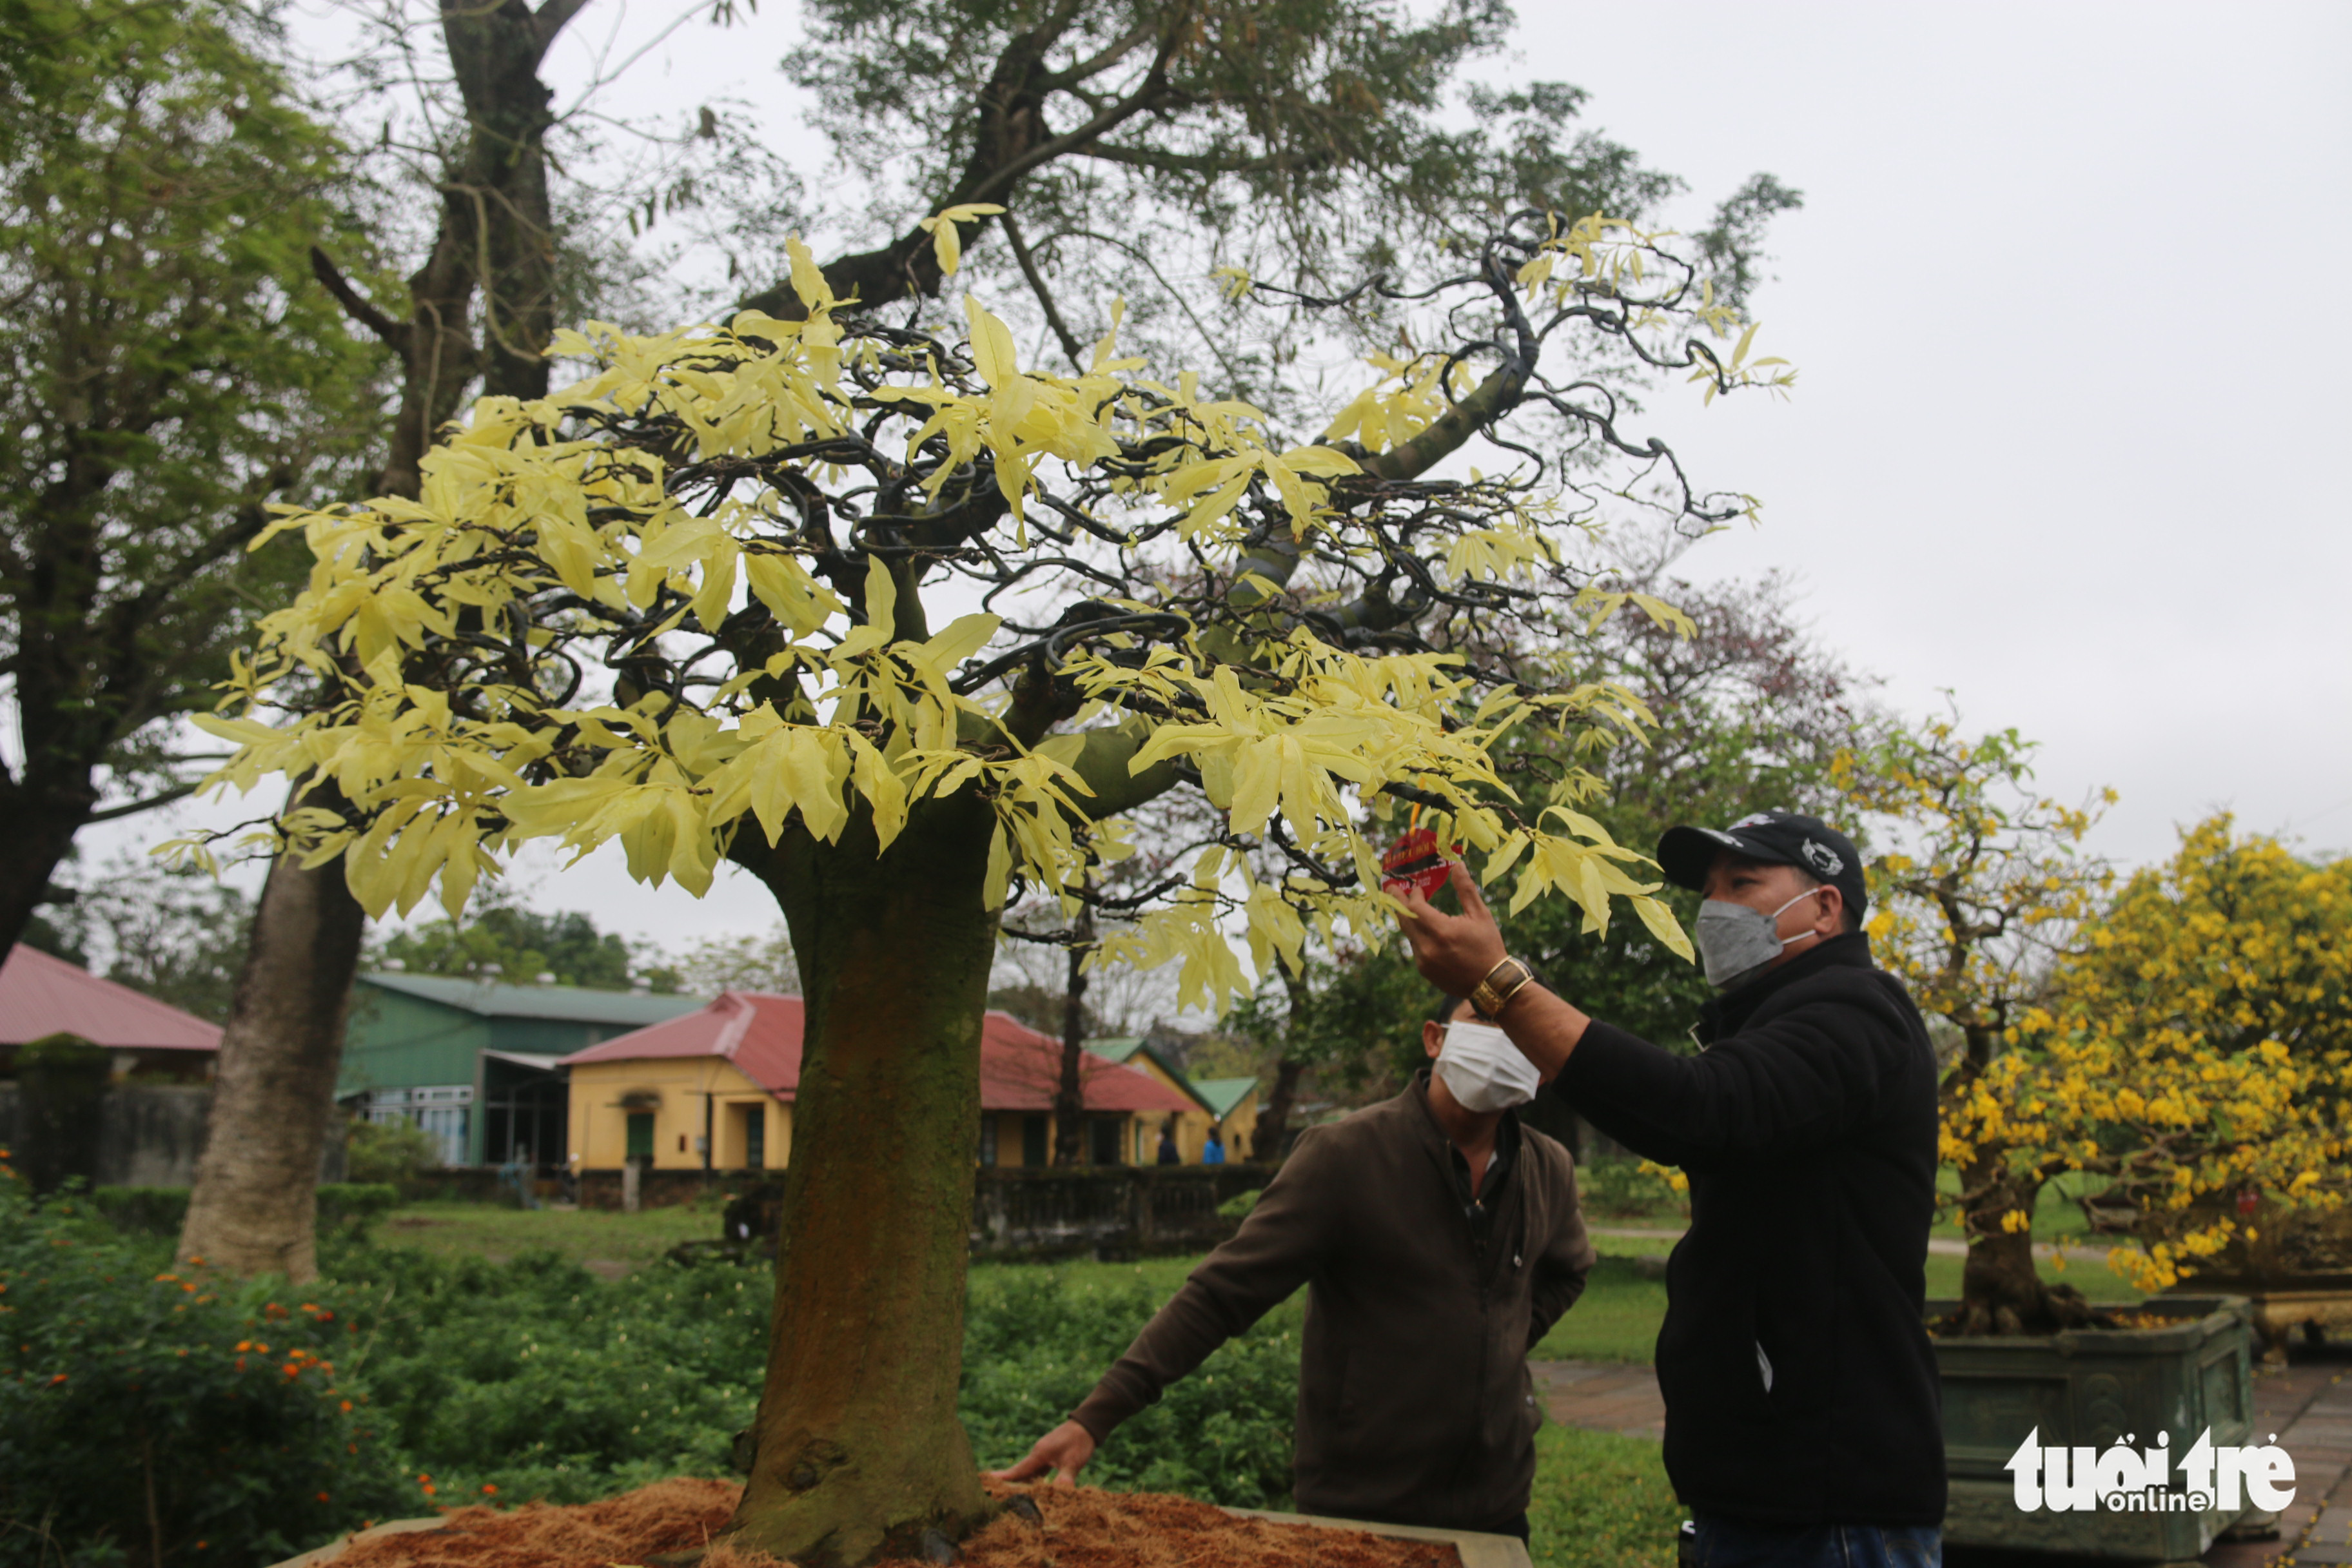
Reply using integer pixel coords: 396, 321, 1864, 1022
177, 808, 366, 1281
727, 799, 999, 1566
1954, 1164, 2095, 1335
0, 788, 91, 957
182, 0, 581, 1280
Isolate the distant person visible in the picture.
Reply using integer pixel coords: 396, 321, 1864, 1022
1155, 1121, 1181, 1165
993, 991, 1596, 1543
1202, 1129, 1227, 1166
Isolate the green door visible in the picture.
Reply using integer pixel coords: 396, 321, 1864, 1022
625, 1112, 654, 1159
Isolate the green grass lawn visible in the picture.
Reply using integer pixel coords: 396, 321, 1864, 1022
1531, 1246, 2143, 1364
373, 1199, 721, 1271
1529, 1424, 1683, 1568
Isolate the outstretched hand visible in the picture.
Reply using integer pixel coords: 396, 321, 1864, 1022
986, 1420, 1095, 1490
1395, 861, 1510, 997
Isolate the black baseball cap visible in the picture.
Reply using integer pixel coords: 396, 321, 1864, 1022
1656, 810, 1868, 918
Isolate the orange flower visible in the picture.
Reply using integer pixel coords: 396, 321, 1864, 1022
316, 1493, 331, 1504
340, 1400, 354, 1413
48, 1373, 66, 1385
480, 1485, 498, 1496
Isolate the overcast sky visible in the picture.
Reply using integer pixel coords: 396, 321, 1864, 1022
86, 0, 2352, 955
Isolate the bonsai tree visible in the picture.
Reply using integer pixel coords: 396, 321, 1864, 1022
1840, 718, 2117, 1331
185, 211, 1780, 1562
1848, 723, 2352, 1332
2019, 818, 2352, 1298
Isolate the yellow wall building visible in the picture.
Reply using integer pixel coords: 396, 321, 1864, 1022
1088, 1038, 1261, 1163
562, 994, 1199, 1175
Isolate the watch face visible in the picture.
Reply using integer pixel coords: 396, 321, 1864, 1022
1380, 826, 1452, 901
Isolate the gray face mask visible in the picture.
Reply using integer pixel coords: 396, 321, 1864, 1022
1694, 887, 1825, 991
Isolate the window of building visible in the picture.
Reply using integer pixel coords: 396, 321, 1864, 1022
742, 1103, 767, 1168
1021, 1114, 1048, 1166
977, 1115, 998, 1167
625, 1112, 654, 1159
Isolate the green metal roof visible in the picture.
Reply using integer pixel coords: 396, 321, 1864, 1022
1086, 1037, 1259, 1120
1189, 1076, 1258, 1121
357, 972, 705, 1027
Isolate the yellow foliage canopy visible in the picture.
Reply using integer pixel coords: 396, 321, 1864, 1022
182, 215, 1785, 1015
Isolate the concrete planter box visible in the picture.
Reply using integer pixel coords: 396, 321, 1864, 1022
2176, 1271, 2352, 1360
275, 1503, 1533, 1568
1934, 1293, 2254, 1560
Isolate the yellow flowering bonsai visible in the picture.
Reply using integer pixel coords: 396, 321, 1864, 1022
184, 211, 1787, 1562
1851, 720, 2352, 1333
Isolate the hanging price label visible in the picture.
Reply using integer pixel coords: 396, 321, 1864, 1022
1380, 826, 1454, 901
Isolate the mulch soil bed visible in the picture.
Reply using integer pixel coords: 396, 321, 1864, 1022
315, 1477, 1460, 1568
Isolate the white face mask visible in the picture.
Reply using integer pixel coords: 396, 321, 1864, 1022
1434, 1019, 1542, 1113
1694, 886, 1825, 992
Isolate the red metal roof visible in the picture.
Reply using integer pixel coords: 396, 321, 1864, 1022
558, 993, 1195, 1114
0, 944, 223, 1052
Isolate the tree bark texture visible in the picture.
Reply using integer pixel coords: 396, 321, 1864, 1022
177, 805, 367, 1281
1953, 1148, 2095, 1334
1256, 1056, 1306, 1164
727, 798, 1000, 1566
1052, 905, 1092, 1166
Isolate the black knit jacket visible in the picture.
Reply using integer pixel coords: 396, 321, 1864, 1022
1555, 932, 1946, 1525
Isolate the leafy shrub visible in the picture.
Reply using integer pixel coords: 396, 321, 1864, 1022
1215, 1188, 1262, 1221
1574, 1156, 1690, 1220
317, 1184, 400, 1242
319, 1247, 769, 1505
90, 1186, 193, 1238
89, 1184, 398, 1244
959, 1268, 1298, 1508
0, 1171, 407, 1568
344, 1120, 440, 1189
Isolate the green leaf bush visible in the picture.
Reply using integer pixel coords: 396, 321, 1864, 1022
12, 1191, 1305, 1567
0, 1176, 407, 1568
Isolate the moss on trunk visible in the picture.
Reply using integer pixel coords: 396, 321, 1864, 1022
725, 798, 999, 1565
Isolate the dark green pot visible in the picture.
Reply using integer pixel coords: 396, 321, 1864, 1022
1934, 1294, 2255, 1561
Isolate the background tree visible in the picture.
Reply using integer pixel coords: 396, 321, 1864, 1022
1933, 816, 2352, 1331
186, 208, 1783, 1560
373, 892, 648, 988
1839, 716, 2117, 1330
0, 0, 382, 959
181, 0, 616, 1281
669, 923, 800, 994
757, 0, 1798, 404
23, 856, 255, 1022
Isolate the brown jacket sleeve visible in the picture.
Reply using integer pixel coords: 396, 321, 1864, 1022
1525, 1142, 1598, 1349
1070, 1126, 1345, 1441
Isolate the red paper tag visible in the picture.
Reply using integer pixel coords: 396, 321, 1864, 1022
1380, 826, 1453, 901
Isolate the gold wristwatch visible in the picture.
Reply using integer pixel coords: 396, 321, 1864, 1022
1471, 956, 1534, 1019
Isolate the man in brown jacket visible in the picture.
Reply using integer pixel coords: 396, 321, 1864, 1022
992, 996, 1598, 1540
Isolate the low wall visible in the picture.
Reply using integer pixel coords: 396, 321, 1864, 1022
574, 1165, 761, 1211
0, 1083, 346, 1189
578, 1164, 1271, 1260
971, 1165, 1268, 1259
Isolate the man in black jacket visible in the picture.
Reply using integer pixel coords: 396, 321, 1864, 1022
1398, 810, 1945, 1568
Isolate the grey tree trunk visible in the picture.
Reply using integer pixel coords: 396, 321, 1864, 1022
176, 0, 583, 1279
177, 805, 366, 1280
